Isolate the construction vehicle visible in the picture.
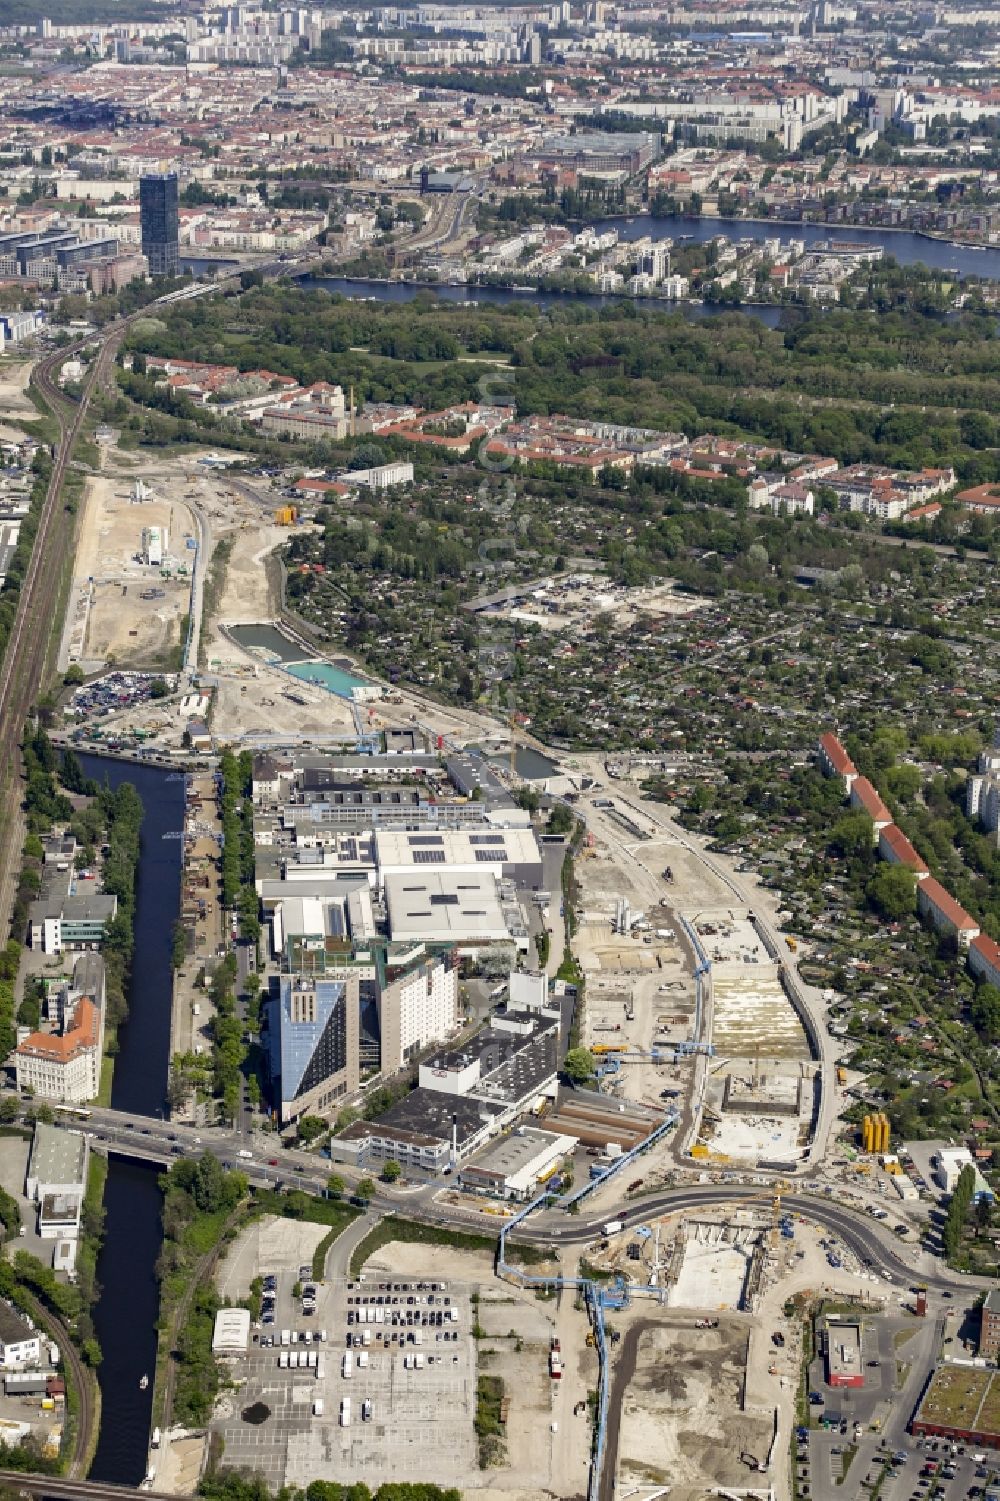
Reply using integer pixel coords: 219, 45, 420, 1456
836, 1065, 847, 1086
785, 936, 797, 952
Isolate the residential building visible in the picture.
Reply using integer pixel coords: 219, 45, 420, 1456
377, 954, 458, 1074
970, 934, 1000, 991
139, 172, 179, 277
265, 975, 359, 1124
817, 732, 857, 792
849, 777, 892, 839
917, 877, 981, 948
0, 1306, 42, 1372
878, 824, 929, 879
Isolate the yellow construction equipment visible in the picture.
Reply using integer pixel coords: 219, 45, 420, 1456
836, 1066, 847, 1086
274, 505, 298, 526
785, 936, 797, 952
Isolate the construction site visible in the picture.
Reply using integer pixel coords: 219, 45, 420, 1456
62, 473, 197, 673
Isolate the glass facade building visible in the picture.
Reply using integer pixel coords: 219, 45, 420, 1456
139, 173, 179, 277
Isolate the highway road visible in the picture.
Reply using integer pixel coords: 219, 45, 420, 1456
28, 1101, 979, 1297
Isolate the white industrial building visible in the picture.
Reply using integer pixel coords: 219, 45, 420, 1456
459, 1125, 576, 1201
383, 872, 514, 951
141, 526, 166, 565
374, 827, 542, 885
212, 1307, 251, 1355
25, 1123, 87, 1245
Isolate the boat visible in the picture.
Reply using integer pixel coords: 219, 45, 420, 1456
139, 1374, 149, 1390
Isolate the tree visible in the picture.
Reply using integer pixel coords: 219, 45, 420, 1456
356, 1178, 376, 1202
867, 863, 917, 920
0, 1097, 19, 1124
327, 1174, 345, 1199
381, 1160, 402, 1184
831, 810, 874, 859
562, 1047, 596, 1084
297, 1115, 326, 1145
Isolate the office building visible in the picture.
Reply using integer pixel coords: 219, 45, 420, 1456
28, 893, 118, 954
265, 975, 359, 1124
140, 173, 180, 278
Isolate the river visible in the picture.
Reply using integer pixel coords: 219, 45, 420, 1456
78, 756, 186, 1486
298, 273, 786, 326
597, 211, 1000, 281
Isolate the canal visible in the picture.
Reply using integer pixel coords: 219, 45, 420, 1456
78, 756, 187, 1486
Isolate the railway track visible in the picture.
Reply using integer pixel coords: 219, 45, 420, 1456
0, 326, 125, 942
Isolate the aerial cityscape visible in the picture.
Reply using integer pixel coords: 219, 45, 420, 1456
0, 1, 999, 1500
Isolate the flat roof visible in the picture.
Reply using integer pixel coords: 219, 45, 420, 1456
383, 872, 510, 943
914, 1364, 1000, 1437
375, 827, 540, 871
212, 1307, 251, 1352
27, 1122, 87, 1188
463, 1126, 574, 1179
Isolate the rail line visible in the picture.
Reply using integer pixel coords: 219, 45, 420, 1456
0, 325, 126, 942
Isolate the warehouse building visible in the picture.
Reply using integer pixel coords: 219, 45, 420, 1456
28, 892, 118, 954
374, 828, 543, 886
334, 1014, 559, 1174
0, 1306, 42, 1372
25, 1123, 87, 1244
459, 1126, 576, 1202
383, 871, 525, 954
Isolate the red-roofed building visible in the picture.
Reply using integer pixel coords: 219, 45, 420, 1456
903, 502, 943, 525
849, 777, 892, 838
956, 484, 1000, 514
817, 732, 857, 791
970, 933, 1000, 989
14, 997, 101, 1103
878, 824, 929, 880
917, 877, 980, 948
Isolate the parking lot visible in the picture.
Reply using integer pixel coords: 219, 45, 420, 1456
794, 1307, 1000, 1501
213, 1267, 477, 1490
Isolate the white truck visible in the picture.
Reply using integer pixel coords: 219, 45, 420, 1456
603, 1220, 623, 1235
313, 1399, 324, 1418
341, 1352, 352, 1380
340, 1398, 351, 1428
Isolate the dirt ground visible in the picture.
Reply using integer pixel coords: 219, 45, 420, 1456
614, 1318, 773, 1496
0, 358, 36, 424
66, 473, 195, 671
